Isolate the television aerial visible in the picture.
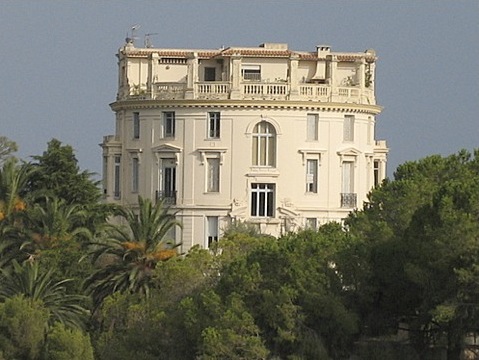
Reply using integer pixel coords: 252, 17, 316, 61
125, 24, 141, 45
144, 33, 159, 48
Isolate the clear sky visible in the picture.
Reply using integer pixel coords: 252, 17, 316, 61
1, 0, 478, 178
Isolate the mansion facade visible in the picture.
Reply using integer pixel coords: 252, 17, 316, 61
101, 39, 388, 252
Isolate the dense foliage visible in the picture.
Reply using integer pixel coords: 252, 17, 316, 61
0, 138, 478, 359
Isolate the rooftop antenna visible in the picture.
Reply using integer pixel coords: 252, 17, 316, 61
126, 24, 140, 45
144, 33, 158, 48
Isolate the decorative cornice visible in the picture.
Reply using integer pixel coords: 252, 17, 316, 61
110, 99, 382, 115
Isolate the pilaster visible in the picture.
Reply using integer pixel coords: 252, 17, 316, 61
230, 55, 242, 99
185, 52, 198, 99
288, 54, 300, 100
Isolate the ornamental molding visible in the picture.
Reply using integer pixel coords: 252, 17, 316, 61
110, 100, 382, 115
151, 144, 182, 153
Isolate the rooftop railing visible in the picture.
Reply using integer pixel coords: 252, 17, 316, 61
121, 81, 374, 104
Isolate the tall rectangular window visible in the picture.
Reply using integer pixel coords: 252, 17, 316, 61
374, 160, 381, 187
367, 117, 373, 145
343, 115, 355, 142
163, 112, 175, 138
159, 158, 177, 205
306, 218, 317, 230
114, 156, 121, 199
252, 122, 276, 167
208, 112, 221, 139
132, 157, 139, 193
341, 161, 356, 208
251, 183, 275, 217
206, 216, 219, 248
133, 112, 140, 139
207, 158, 220, 192
342, 161, 354, 194
103, 156, 108, 194
306, 114, 319, 141
306, 159, 318, 193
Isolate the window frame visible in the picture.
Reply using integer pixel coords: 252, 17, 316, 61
341, 160, 355, 194
373, 160, 381, 187
306, 113, 319, 141
306, 217, 318, 230
132, 157, 139, 193
306, 159, 319, 193
208, 112, 221, 139
343, 115, 355, 142
163, 111, 176, 138
206, 157, 220, 193
133, 112, 140, 139
114, 155, 121, 199
241, 65, 261, 81
206, 216, 219, 248
252, 122, 276, 167
251, 183, 275, 218
204, 67, 216, 81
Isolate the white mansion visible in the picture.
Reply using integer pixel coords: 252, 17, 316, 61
101, 39, 388, 252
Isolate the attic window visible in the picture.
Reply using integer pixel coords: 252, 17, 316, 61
241, 65, 261, 81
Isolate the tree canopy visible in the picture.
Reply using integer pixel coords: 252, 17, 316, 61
27, 139, 101, 206
1, 139, 478, 360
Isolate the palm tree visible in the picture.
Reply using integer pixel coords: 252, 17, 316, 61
0, 158, 33, 224
21, 196, 92, 252
0, 260, 89, 330
85, 196, 181, 307
0, 159, 35, 267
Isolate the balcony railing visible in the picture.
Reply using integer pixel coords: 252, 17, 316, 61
154, 83, 186, 100
123, 82, 374, 104
243, 83, 289, 99
196, 82, 230, 99
341, 193, 357, 208
156, 190, 177, 205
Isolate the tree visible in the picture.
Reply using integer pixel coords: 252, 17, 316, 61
197, 293, 270, 360
0, 260, 89, 330
0, 158, 33, 223
210, 226, 358, 359
93, 247, 217, 360
43, 323, 94, 360
85, 196, 181, 307
16, 196, 95, 293
26, 139, 101, 206
0, 295, 48, 360
345, 150, 479, 360
21, 196, 91, 251
0, 159, 35, 268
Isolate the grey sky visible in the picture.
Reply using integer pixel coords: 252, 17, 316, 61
1, 1, 478, 178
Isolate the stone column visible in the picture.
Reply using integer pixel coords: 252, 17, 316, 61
185, 52, 198, 99
288, 54, 299, 100
358, 58, 366, 104
368, 61, 376, 104
380, 159, 387, 183
328, 55, 338, 102
230, 55, 242, 99
149, 53, 159, 98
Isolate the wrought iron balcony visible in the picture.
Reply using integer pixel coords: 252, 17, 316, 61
156, 190, 177, 205
341, 193, 357, 208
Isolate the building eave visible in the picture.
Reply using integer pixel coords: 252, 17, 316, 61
110, 99, 382, 115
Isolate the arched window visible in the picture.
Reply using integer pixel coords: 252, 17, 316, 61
252, 122, 276, 167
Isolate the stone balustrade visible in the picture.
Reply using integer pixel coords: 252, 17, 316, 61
123, 81, 375, 104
